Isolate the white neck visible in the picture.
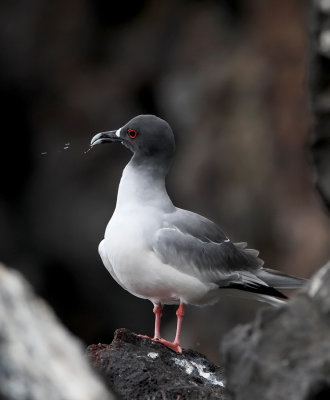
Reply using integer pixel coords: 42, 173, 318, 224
116, 160, 173, 210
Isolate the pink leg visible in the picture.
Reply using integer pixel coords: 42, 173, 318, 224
153, 303, 162, 339
139, 302, 184, 353
173, 302, 184, 346
156, 302, 184, 353
138, 303, 162, 340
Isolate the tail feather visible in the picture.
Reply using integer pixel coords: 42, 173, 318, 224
255, 294, 287, 307
257, 268, 306, 289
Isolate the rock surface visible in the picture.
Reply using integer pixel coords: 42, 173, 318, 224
87, 328, 225, 400
222, 262, 330, 400
0, 263, 113, 400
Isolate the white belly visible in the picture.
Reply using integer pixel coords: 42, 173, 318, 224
101, 209, 217, 305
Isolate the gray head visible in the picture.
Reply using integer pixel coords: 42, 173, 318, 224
91, 115, 176, 164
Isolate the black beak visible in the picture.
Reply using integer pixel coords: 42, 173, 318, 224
90, 130, 122, 146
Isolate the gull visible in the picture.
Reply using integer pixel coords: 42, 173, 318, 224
91, 115, 305, 353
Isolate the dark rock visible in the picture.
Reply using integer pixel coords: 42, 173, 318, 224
87, 328, 225, 400
222, 262, 330, 400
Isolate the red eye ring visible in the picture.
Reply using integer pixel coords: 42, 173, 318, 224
127, 129, 138, 139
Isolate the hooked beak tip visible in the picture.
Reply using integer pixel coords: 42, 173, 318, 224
90, 130, 122, 146
90, 133, 102, 146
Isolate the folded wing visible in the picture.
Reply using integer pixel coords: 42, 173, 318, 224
152, 208, 289, 299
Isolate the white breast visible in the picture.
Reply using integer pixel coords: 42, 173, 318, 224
100, 207, 216, 305
99, 162, 218, 305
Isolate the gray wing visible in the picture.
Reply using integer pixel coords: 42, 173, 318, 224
152, 208, 286, 298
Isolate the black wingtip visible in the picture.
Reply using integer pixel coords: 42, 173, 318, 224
222, 282, 288, 299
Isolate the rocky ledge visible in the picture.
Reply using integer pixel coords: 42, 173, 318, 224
87, 328, 225, 400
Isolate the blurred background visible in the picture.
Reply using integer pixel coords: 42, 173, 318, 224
0, 0, 329, 363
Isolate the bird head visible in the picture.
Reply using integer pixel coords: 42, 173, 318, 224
91, 115, 176, 162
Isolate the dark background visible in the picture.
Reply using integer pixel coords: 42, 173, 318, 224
0, 0, 329, 363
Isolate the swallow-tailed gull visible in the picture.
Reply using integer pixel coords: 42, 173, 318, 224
91, 115, 305, 353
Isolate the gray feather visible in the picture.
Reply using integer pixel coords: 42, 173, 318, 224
256, 268, 306, 289
153, 208, 265, 285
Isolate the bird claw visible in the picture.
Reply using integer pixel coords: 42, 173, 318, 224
152, 337, 182, 353
137, 334, 182, 353
137, 334, 153, 340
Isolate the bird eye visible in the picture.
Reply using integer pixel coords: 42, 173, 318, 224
127, 129, 138, 139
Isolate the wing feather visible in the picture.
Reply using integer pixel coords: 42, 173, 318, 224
152, 208, 265, 287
